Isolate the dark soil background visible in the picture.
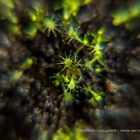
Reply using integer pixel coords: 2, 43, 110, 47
0, 0, 140, 140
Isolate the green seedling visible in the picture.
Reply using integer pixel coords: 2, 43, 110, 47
42, 16, 58, 36
85, 28, 109, 70
66, 26, 81, 44
85, 86, 104, 104
92, 28, 109, 44
58, 53, 73, 71
57, 52, 83, 94
85, 44, 104, 70
25, 23, 38, 39
66, 77, 78, 93
58, 52, 82, 71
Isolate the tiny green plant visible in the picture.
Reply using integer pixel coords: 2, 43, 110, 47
42, 16, 58, 36
85, 28, 109, 70
65, 26, 81, 44
58, 53, 73, 71
58, 52, 82, 71
66, 77, 78, 93
92, 28, 109, 44
85, 86, 105, 105
55, 52, 83, 94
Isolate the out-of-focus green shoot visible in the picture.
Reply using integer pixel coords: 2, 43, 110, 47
10, 70, 23, 81
28, 1, 44, 23
63, 92, 74, 102
28, 7, 44, 23
83, 0, 91, 5
52, 123, 87, 140
0, 0, 21, 35
8, 24, 21, 35
63, 0, 80, 20
25, 23, 38, 39
10, 58, 33, 81
32, 1, 45, 19
63, 0, 91, 20
21, 57, 33, 70
52, 73, 62, 87
26, 1, 46, 37
0, 0, 14, 9
112, 2, 140, 26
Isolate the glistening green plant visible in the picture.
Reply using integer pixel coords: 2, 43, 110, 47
85, 28, 109, 71
85, 86, 105, 105
54, 53, 83, 94
65, 26, 81, 44
42, 16, 59, 36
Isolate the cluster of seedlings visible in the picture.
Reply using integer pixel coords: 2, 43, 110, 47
0, 0, 140, 139
0, 0, 110, 105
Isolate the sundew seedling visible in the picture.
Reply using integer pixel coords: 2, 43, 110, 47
84, 28, 109, 70
56, 52, 83, 94
65, 26, 81, 44
58, 52, 82, 71
85, 86, 105, 105
42, 16, 58, 36
65, 77, 79, 93
58, 53, 73, 71
92, 28, 109, 44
